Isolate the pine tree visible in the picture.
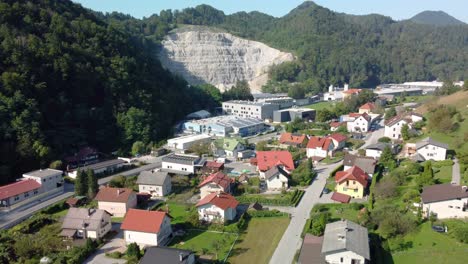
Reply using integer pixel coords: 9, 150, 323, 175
379, 146, 396, 169
401, 124, 410, 141
75, 170, 88, 196
87, 169, 98, 199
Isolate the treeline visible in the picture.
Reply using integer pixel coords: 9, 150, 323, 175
139, 2, 467, 94
0, 0, 221, 184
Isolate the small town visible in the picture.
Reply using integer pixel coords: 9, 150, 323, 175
0, 1, 467, 264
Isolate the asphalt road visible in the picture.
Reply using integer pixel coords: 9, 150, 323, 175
98, 161, 162, 185
452, 158, 460, 185
269, 163, 337, 264
247, 132, 279, 144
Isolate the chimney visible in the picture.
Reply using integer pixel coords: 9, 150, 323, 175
462, 186, 467, 192
328, 85, 333, 93
179, 253, 184, 262
88, 208, 92, 217
344, 84, 349, 91
117, 189, 121, 196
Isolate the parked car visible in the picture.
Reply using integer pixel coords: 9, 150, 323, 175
322, 188, 331, 194
432, 225, 445, 233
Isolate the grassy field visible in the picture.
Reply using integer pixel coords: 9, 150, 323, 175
165, 202, 192, 224
391, 222, 468, 264
434, 165, 453, 184
304, 101, 335, 111
228, 217, 290, 264
311, 203, 362, 223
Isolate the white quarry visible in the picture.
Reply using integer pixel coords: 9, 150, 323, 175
159, 26, 294, 92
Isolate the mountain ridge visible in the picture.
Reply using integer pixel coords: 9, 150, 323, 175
410, 10, 465, 26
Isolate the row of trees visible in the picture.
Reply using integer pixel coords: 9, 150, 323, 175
74, 169, 99, 198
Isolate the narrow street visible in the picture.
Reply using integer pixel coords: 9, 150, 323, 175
452, 158, 460, 185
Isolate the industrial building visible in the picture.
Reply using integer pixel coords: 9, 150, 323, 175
183, 115, 267, 137
222, 100, 279, 120
273, 108, 316, 123
166, 134, 212, 150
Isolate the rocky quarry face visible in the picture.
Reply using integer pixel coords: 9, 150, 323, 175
159, 27, 294, 92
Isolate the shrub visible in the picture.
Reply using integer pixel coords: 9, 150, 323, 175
249, 209, 287, 218
378, 137, 392, 143
41, 200, 68, 215
329, 165, 344, 178
126, 243, 141, 259
432, 160, 454, 168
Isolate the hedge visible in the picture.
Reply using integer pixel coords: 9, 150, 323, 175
248, 209, 288, 218
237, 190, 305, 206
432, 160, 454, 168
329, 164, 344, 178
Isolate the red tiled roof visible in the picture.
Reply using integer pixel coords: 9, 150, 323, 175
196, 192, 239, 210
349, 112, 371, 122
0, 179, 41, 200
359, 102, 375, 110
306, 136, 333, 151
198, 171, 232, 190
95, 187, 134, 203
329, 133, 347, 142
205, 161, 224, 169
385, 114, 407, 126
349, 113, 362, 118
256, 151, 295, 172
331, 192, 351, 203
279, 133, 306, 145
330, 122, 344, 128
343, 88, 362, 94
121, 209, 169, 233
335, 166, 369, 187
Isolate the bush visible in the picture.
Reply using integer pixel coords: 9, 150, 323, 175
41, 200, 68, 215
308, 212, 330, 236
237, 190, 304, 206
329, 165, 344, 178
106, 251, 123, 259
432, 160, 454, 168
49, 160, 63, 170
248, 209, 287, 218
126, 243, 141, 259
378, 137, 392, 143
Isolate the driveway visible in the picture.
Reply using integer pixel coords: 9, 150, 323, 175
269, 163, 336, 264
83, 223, 126, 264
452, 158, 461, 185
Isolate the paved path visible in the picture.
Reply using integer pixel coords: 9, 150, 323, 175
452, 158, 461, 185
360, 119, 385, 150
269, 164, 336, 264
247, 132, 279, 144
84, 224, 126, 264
0, 183, 74, 230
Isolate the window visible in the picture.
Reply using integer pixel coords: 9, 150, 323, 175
448, 205, 453, 208
456, 206, 461, 209
353, 181, 356, 184
24, 192, 29, 198
14, 196, 19, 201
340, 257, 344, 263
34, 190, 38, 195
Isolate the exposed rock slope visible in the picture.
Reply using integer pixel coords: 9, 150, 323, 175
159, 26, 294, 92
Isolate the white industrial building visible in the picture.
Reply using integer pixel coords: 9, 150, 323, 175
222, 100, 279, 120
166, 134, 212, 150
183, 115, 266, 137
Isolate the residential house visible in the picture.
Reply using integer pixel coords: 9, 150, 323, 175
329, 133, 347, 151
421, 184, 468, 219
298, 234, 324, 264
68, 159, 126, 179
65, 146, 99, 169
60, 208, 112, 239
384, 115, 409, 140
410, 112, 424, 123
196, 192, 239, 223
161, 154, 204, 175
255, 151, 295, 179
365, 142, 399, 159
264, 166, 289, 190
121, 209, 173, 247
346, 113, 371, 133
335, 166, 369, 199
23, 169, 63, 193
358, 102, 376, 114
202, 161, 225, 174
213, 138, 245, 158
137, 170, 172, 197
0, 179, 42, 207
198, 172, 233, 199
65, 196, 87, 207
279, 133, 308, 148
330, 122, 345, 132
306, 136, 335, 160
95, 187, 137, 217
342, 88, 362, 100
140, 247, 195, 264
343, 154, 376, 177
415, 137, 448, 161
322, 220, 370, 264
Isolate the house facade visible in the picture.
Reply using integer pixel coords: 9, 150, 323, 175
255, 151, 295, 178
23, 169, 63, 193
198, 172, 232, 199
161, 154, 203, 175
322, 220, 370, 264
421, 184, 468, 219
121, 209, 172, 247
137, 170, 172, 197
346, 113, 371, 133
68, 159, 126, 179
365, 142, 398, 159
343, 154, 376, 177
415, 137, 448, 161
213, 138, 245, 158
335, 166, 369, 199
358, 102, 376, 114
0, 179, 42, 207
279, 133, 308, 148
265, 166, 289, 190
196, 193, 239, 223
329, 133, 347, 151
384, 115, 408, 140
306, 136, 335, 159
95, 187, 137, 217
60, 208, 112, 239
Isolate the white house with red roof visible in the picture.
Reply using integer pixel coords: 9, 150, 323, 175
95, 187, 137, 217
196, 193, 239, 223
346, 113, 371, 133
335, 166, 369, 199
279, 133, 307, 148
121, 209, 172, 247
254, 151, 295, 179
329, 133, 347, 151
198, 172, 233, 199
306, 136, 335, 160
384, 114, 409, 140
330, 122, 345, 132
0, 179, 42, 207
358, 102, 376, 114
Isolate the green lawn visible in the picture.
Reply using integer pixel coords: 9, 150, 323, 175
304, 101, 335, 111
228, 217, 290, 264
161, 202, 192, 224
391, 222, 468, 264
170, 229, 237, 261
311, 203, 362, 223
434, 165, 453, 184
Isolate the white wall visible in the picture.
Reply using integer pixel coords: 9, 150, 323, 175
125, 230, 158, 247
307, 148, 328, 158
384, 120, 407, 140
423, 198, 468, 219
417, 145, 447, 161
139, 177, 171, 197
366, 149, 382, 159
23, 170, 62, 193
347, 116, 369, 133
162, 161, 195, 173
325, 250, 366, 264
197, 203, 236, 222
266, 174, 288, 190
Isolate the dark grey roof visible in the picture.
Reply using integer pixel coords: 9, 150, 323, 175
299, 234, 325, 264
343, 154, 376, 174
76, 159, 125, 171
421, 184, 468, 203
264, 166, 280, 180
162, 154, 200, 165
366, 142, 392, 151
61, 208, 110, 231
416, 137, 449, 150
23, 169, 62, 178
140, 247, 194, 264
137, 170, 169, 186
321, 220, 370, 260
410, 153, 426, 162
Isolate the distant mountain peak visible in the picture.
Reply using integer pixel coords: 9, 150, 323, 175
410, 10, 465, 26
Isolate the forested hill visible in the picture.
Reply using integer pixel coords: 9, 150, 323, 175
139, 2, 467, 93
410, 11, 466, 26
0, 0, 219, 183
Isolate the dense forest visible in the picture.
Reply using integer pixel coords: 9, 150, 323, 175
0, 0, 221, 183
134, 2, 467, 93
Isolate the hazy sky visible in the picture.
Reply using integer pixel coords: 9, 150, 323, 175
73, 0, 468, 23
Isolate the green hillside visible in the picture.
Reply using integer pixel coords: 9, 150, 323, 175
410, 11, 465, 26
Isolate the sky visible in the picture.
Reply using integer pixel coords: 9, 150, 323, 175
73, 0, 468, 23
